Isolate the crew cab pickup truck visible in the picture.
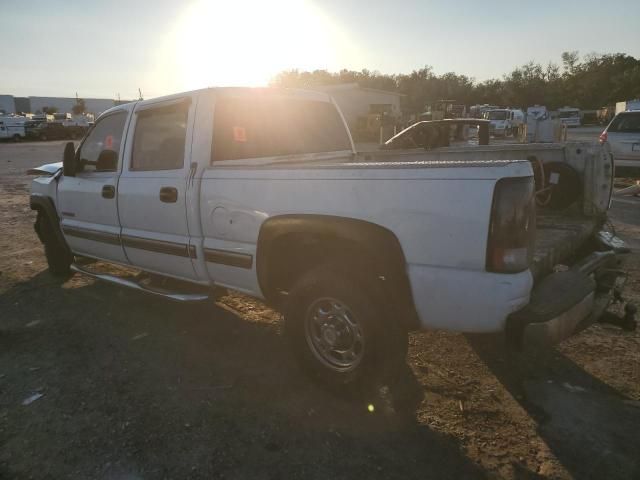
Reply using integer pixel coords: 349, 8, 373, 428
29, 88, 629, 389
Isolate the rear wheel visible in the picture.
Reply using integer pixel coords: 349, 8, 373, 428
284, 265, 407, 391
12, 134, 21, 142
35, 212, 73, 277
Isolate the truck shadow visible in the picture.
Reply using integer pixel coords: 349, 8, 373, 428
466, 333, 640, 480
0, 271, 484, 479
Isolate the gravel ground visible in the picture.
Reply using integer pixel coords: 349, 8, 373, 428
0, 137, 639, 479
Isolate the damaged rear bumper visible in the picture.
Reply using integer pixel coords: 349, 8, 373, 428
506, 250, 622, 348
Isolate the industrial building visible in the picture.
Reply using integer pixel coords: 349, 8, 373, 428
0, 94, 128, 116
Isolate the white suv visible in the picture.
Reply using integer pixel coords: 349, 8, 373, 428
600, 111, 640, 176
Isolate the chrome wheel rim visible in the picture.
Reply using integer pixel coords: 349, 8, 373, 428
304, 297, 365, 372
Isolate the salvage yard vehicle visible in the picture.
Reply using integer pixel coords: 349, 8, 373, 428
0, 115, 27, 141
558, 107, 581, 128
600, 110, 640, 177
28, 87, 633, 390
484, 108, 524, 137
25, 121, 88, 141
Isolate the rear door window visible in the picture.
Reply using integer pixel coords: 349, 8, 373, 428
212, 97, 351, 162
609, 113, 640, 133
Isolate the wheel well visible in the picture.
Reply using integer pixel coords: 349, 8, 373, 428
256, 215, 419, 329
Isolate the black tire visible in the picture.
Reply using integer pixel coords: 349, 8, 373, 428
284, 265, 407, 392
34, 212, 73, 277
12, 134, 21, 142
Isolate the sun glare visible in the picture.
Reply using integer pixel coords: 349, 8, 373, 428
160, 0, 354, 92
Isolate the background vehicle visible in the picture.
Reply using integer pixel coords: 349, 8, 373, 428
600, 110, 640, 176
29, 87, 626, 390
26, 121, 88, 141
484, 108, 523, 136
615, 99, 640, 115
558, 107, 581, 127
0, 115, 27, 140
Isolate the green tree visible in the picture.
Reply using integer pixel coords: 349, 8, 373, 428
72, 98, 86, 115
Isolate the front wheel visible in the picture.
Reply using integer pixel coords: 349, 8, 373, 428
284, 265, 407, 391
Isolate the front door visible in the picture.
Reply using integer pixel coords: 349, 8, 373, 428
57, 109, 131, 263
117, 96, 198, 281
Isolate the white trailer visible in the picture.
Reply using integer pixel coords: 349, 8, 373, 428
616, 100, 640, 114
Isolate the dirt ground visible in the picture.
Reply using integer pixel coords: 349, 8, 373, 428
1, 138, 639, 480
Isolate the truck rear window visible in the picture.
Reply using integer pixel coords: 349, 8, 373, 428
212, 97, 351, 162
608, 112, 640, 133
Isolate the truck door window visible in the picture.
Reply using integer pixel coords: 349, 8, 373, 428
131, 105, 188, 171
212, 97, 351, 162
76, 111, 127, 173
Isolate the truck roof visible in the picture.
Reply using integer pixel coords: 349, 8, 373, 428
97, 87, 335, 120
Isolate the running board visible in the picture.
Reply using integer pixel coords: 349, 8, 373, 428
70, 264, 210, 302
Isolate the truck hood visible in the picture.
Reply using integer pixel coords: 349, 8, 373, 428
27, 162, 62, 176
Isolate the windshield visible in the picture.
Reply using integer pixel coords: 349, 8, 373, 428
487, 111, 507, 120
559, 110, 580, 118
608, 112, 640, 133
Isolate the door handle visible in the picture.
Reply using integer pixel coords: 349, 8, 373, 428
102, 185, 115, 199
159, 186, 178, 203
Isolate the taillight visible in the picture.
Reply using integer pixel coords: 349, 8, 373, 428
599, 131, 607, 144
486, 177, 535, 273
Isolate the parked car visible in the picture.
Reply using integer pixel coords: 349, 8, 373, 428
600, 111, 640, 177
26, 122, 88, 141
29, 87, 627, 390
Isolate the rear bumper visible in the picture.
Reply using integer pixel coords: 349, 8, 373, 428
506, 251, 620, 348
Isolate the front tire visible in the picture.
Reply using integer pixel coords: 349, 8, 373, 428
34, 212, 73, 277
284, 265, 407, 391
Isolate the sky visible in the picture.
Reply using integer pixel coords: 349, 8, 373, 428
2, 0, 640, 100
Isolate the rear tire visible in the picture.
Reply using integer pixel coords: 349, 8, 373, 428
284, 265, 407, 392
35, 212, 73, 277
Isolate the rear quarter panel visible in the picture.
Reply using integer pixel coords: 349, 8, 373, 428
198, 161, 533, 304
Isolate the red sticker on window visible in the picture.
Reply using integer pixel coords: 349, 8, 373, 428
233, 126, 247, 142
105, 134, 114, 149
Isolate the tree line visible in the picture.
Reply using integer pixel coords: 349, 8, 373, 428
271, 52, 640, 115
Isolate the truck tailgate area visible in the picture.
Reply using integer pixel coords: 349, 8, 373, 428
531, 213, 601, 282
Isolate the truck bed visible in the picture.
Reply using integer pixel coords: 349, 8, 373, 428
531, 212, 601, 282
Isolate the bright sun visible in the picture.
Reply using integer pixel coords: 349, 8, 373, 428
160, 0, 354, 92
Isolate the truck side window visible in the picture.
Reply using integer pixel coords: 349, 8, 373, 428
76, 111, 127, 173
212, 98, 351, 162
131, 106, 188, 171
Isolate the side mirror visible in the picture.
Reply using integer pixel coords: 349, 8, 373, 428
62, 141, 76, 177
96, 149, 118, 172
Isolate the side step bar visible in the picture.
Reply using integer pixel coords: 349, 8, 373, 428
70, 264, 210, 302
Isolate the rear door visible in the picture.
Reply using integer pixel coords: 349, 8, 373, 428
117, 95, 199, 281
57, 108, 131, 263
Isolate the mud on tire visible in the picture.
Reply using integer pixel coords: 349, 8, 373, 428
284, 265, 407, 392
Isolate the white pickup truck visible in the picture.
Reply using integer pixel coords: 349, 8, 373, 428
29, 88, 631, 389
